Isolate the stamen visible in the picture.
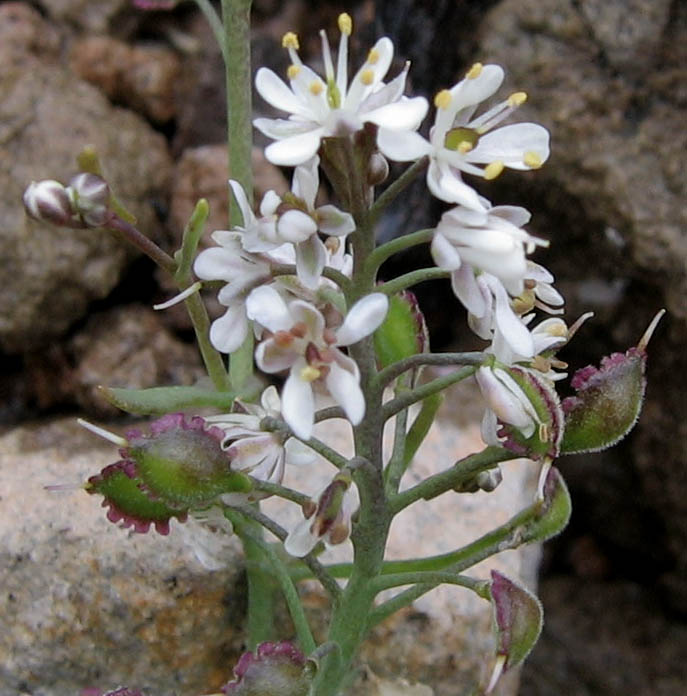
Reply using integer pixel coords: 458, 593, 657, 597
77, 418, 128, 447
523, 151, 543, 169
319, 29, 335, 82
287, 64, 301, 80
434, 89, 452, 110
367, 48, 380, 65
485, 655, 506, 695
309, 80, 324, 96
291, 322, 307, 339
153, 281, 201, 310
637, 308, 666, 352
508, 91, 527, 107
483, 160, 505, 180
360, 68, 374, 85
300, 365, 321, 382
338, 13, 352, 36
466, 62, 483, 79
536, 459, 552, 503
274, 330, 294, 348
282, 32, 299, 49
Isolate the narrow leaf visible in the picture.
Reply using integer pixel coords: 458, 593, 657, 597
98, 385, 236, 415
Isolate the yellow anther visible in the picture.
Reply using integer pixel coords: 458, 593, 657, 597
508, 91, 528, 107
434, 89, 452, 110
338, 12, 353, 36
367, 48, 380, 64
466, 62, 483, 79
523, 151, 543, 169
360, 68, 375, 85
282, 32, 300, 49
287, 64, 301, 80
309, 80, 324, 96
483, 160, 505, 180
300, 365, 321, 382
457, 140, 473, 154
539, 422, 549, 443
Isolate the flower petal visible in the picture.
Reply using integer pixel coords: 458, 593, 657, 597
336, 293, 389, 346
253, 117, 318, 140
431, 231, 463, 271
295, 235, 327, 290
277, 209, 317, 243
282, 367, 315, 439
325, 361, 365, 425
229, 180, 255, 228
246, 286, 292, 332
467, 123, 550, 169
284, 516, 318, 557
209, 304, 248, 354
366, 97, 429, 131
255, 67, 312, 118
264, 129, 325, 166
377, 128, 431, 162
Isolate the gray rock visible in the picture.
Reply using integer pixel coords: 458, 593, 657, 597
38, 0, 131, 34
0, 382, 540, 695
0, 3, 172, 353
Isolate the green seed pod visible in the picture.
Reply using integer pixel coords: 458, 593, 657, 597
124, 413, 253, 509
373, 290, 428, 370
560, 310, 664, 455
86, 461, 186, 535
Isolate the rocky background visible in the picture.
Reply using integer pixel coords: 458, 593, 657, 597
0, 0, 685, 695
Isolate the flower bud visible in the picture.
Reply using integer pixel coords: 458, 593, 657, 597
223, 641, 312, 696
85, 460, 187, 535
69, 172, 111, 227
124, 414, 253, 509
23, 180, 75, 226
560, 310, 663, 455
367, 152, 389, 186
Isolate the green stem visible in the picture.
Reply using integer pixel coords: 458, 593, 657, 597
382, 366, 477, 420
250, 480, 312, 507
238, 522, 317, 654
221, 0, 253, 217
389, 446, 518, 514
398, 391, 443, 485
363, 228, 434, 279
370, 571, 490, 598
271, 263, 352, 293
375, 351, 484, 391
194, 0, 228, 62
368, 157, 429, 227
106, 215, 176, 274
383, 378, 410, 494
378, 267, 450, 296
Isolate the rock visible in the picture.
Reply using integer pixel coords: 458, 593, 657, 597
478, 0, 687, 613
70, 36, 181, 123
38, 0, 132, 34
0, 379, 540, 696
0, 3, 172, 353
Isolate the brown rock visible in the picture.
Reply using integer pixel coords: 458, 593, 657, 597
38, 0, 132, 34
70, 36, 181, 123
0, 3, 172, 353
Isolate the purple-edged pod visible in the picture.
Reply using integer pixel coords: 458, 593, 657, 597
373, 290, 429, 370
222, 641, 312, 696
123, 413, 253, 509
485, 571, 543, 694
477, 362, 564, 461
85, 460, 187, 535
560, 310, 664, 455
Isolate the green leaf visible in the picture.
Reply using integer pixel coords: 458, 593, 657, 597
373, 290, 428, 370
490, 570, 543, 670
521, 467, 571, 544
98, 385, 236, 415
174, 198, 209, 283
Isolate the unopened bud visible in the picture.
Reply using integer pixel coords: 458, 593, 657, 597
69, 172, 111, 226
367, 152, 389, 186
23, 179, 74, 226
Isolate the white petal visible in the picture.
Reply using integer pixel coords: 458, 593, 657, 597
229, 180, 255, 228
365, 97, 429, 131
431, 232, 462, 271
296, 236, 327, 290
253, 117, 318, 140
492, 281, 534, 357
336, 293, 389, 346
289, 300, 325, 338
246, 286, 292, 332
277, 209, 317, 243
476, 366, 533, 430
255, 337, 299, 373
490, 205, 531, 227
264, 129, 325, 166
284, 516, 318, 557
325, 361, 365, 425
284, 438, 318, 467
209, 304, 248, 354
467, 123, 550, 168
194, 247, 241, 282
451, 264, 486, 317
260, 385, 282, 414
451, 64, 504, 113
292, 156, 319, 207
427, 161, 485, 211
377, 128, 431, 162
282, 368, 315, 440
255, 67, 312, 118
315, 205, 356, 237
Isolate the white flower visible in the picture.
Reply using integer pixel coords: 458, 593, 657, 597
377, 63, 550, 211
254, 13, 428, 166
177, 506, 236, 571
206, 386, 315, 493
431, 203, 546, 296
247, 287, 389, 439
284, 474, 357, 557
